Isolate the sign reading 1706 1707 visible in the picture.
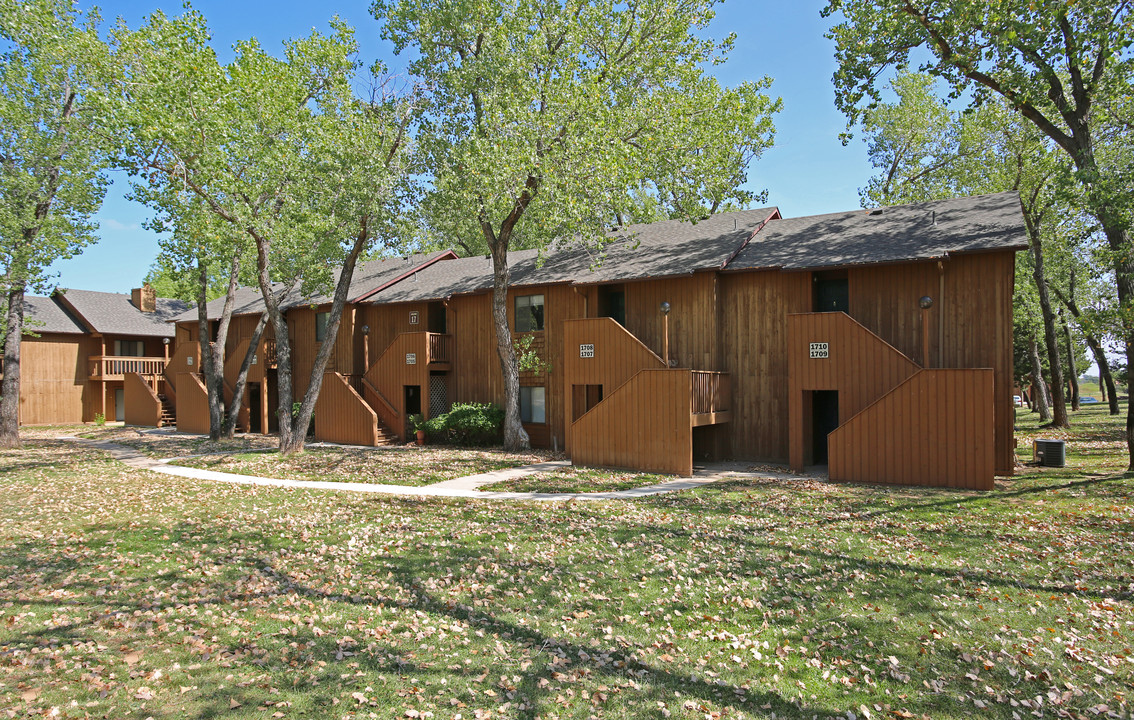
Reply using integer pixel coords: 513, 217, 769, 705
809, 342, 829, 359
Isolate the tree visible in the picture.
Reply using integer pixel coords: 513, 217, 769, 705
0, 0, 115, 448
824, 0, 1134, 464
376, 0, 780, 450
116, 11, 415, 454
858, 72, 1073, 427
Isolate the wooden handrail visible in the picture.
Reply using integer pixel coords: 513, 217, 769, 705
691, 371, 730, 415
361, 376, 397, 417
426, 333, 453, 364
89, 355, 167, 379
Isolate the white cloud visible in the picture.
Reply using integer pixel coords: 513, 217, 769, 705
100, 218, 141, 231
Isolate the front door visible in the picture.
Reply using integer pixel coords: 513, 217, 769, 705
114, 388, 125, 422
404, 385, 421, 436
812, 390, 838, 464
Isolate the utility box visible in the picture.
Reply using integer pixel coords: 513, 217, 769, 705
1033, 438, 1066, 468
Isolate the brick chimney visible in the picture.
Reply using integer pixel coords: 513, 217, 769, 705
132, 283, 157, 313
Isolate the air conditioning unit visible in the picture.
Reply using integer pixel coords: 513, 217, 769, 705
1033, 439, 1066, 468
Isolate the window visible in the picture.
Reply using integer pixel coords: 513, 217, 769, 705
520, 386, 546, 424
114, 340, 145, 356
515, 294, 545, 332
315, 312, 330, 342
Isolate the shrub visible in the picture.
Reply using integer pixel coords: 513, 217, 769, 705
423, 402, 504, 446
93, 412, 106, 426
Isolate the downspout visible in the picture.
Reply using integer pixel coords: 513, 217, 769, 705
937, 259, 946, 368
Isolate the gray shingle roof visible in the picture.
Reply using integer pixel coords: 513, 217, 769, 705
371, 207, 780, 304
171, 251, 458, 322
55, 289, 190, 337
726, 191, 1028, 272
23, 295, 87, 335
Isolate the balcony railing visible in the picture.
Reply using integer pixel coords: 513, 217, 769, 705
262, 339, 278, 367
691, 371, 730, 415
89, 355, 167, 380
427, 333, 453, 364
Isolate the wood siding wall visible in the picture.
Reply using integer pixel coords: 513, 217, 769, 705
314, 372, 379, 446
787, 312, 920, 469
124, 372, 161, 427
848, 253, 1015, 474
364, 332, 436, 438
570, 369, 693, 477
17, 334, 94, 425
175, 372, 210, 435
828, 369, 995, 490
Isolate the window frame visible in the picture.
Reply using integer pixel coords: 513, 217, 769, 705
519, 385, 547, 424
315, 311, 330, 343
514, 294, 545, 332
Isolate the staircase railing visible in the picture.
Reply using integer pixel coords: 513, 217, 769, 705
691, 371, 730, 415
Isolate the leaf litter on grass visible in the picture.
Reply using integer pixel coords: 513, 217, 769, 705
0, 411, 1131, 719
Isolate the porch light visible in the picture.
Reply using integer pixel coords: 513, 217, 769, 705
660, 301, 671, 315
919, 296, 933, 309
162, 337, 169, 345
361, 325, 369, 335
660, 301, 671, 368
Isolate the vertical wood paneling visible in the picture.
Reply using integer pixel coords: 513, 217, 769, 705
314, 371, 379, 446
787, 312, 921, 470
622, 273, 718, 370
175, 372, 210, 435
850, 252, 1015, 474
718, 270, 812, 461
570, 369, 693, 476
18, 334, 91, 425
123, 372, 161, 427
828, 369, 994, 489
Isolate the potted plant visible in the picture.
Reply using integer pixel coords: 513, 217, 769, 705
409, 414, 427, 445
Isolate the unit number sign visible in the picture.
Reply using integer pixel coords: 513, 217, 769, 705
809, 342, 829, 359
406, 353, 417, 365
579, 343, 595, 358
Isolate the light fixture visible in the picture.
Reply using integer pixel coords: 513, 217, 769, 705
919, 296, 934, 309
660, 301, 671, 315
361, 325, 369, 335
163, 337, 170, 345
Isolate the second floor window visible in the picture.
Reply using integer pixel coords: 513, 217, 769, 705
515, 294, 544, 332
315, 312, 330, 342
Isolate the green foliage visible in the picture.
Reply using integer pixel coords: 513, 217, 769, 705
408, 413, 427, 432
513, 333, 551, 376
0, 0, 117, 292
92, 412, 105, 426
421, 403, 505, 446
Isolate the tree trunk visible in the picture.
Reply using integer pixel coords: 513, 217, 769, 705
1029, 335, 1052, 422
287, 226, 370, 451
195, 261, 224, 441
1053, 284, 1120, 416
222, 312, 267, 439
1027, 230, 1068, 427
1061, 313, 1079, 411
489, 243, 530, 452
0, 284, 26, 448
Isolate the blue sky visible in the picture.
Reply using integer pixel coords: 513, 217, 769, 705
52, 0, 871, 293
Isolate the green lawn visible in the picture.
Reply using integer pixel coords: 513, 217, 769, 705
479, 466, 671, 493
1, 413, 1131, 719
170, 446, 543, 487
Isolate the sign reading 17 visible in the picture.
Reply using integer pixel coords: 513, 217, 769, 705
809, 342, 829, 359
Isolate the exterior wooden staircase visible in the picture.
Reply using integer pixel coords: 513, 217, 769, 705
562, 318, 731, 477
158, 393, 176, 427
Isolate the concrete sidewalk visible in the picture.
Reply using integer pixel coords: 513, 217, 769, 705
63, 437, 799, 502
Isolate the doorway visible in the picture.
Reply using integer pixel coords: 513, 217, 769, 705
813, 271, 849, 313
598, 285, 626, 326
404, 385, 421, 436
812, 390, 839, 464
114, 388, 125, 422
249, 385, 262, 434
427, 302, 446, 334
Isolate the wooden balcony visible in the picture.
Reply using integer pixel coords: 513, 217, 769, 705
426, 332, 452, 365
691, 370, 731, 426
89, 355, 167, 381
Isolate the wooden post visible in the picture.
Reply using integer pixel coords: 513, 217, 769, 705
663, 314, 669, 368
362, 333, 370, 374
921, 308, 931, 368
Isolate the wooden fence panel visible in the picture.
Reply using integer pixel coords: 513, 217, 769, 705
175, 373, 210, 435
827, 369, 994, 490
314, 372, 379, 446
570, 369, 692, 477
124, 372, 161, 427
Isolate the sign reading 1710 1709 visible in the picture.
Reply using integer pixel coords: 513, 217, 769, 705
809, 342, 829, 359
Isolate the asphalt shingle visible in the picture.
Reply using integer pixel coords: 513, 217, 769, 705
55, 289, 190, 337
727, 192, 1028, 272
23, 295, 87, 335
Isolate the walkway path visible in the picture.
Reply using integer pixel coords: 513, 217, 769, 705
64, 436, 798, 502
